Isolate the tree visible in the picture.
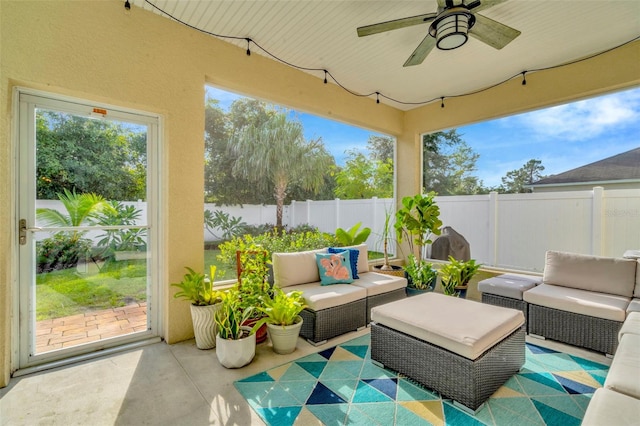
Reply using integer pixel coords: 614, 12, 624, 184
204, 98, 282, 205
36, 111, 146, 201
422, 129, 484, 195
367, 135, 394, 163
499, 159, 546, 193
231, 112, 334, 227
334, 150, 393, 199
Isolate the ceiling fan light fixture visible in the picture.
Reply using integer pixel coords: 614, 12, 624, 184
433, 10, 474, 50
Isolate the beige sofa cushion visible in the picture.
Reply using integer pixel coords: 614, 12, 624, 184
523, 284, 629, 322
619, 311, 640, 341
478, 273, 542, 300
272, 249, 326, 288
351, 271, 407, 297
286, 282, 366, 311
581, 388, 640, 426
627, 298, 640, 314
604, 333, 640, 399
371, 293, 524, 360
635, 260, 640, 298
543, 251, 636, 297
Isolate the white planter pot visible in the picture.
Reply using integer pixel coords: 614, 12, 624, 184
267, 316, 303, 355
190, 303, 221, 350
216, 327, 256, 368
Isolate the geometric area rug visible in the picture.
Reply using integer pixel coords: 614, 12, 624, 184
234, 334, 609, 426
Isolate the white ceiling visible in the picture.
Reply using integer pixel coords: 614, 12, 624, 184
132, 0, 640, 111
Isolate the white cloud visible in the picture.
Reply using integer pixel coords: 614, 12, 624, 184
516, 88, 640, 141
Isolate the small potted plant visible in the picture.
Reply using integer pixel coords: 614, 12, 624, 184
404, 254, 438, 296
236, 248, 272, 343
214, 289, 257, 368
171, 266, 222, 349
256, 287, 307, 354
440, 256, 481, 298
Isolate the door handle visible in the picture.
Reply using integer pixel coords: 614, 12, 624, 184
19, 219, 27, 245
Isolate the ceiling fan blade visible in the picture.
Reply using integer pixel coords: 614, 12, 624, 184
470, 14, 521, 49
403, 34, 437, 67
357, 13, 437, 37
471, 0, 509, 13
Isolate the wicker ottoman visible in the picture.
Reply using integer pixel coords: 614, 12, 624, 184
370, 293, 525, 412
478, 273, 542, 327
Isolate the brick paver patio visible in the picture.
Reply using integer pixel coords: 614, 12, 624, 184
35, 303, 148, 354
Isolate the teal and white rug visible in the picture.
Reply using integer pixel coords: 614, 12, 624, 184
235, 334, 608, 425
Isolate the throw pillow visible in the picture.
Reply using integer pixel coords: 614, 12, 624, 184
316, 251, 354, 285
328, 247, 359, 279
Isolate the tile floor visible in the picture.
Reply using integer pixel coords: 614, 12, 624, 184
0, 328, 610, 426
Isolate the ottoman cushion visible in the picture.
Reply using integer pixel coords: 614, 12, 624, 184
371, 293, 524, 360
478, 273, 542, 300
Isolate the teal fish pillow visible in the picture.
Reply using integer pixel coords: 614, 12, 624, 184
315, 251, 354, 285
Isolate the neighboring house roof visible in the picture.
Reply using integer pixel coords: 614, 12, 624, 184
529, 147, 640, 187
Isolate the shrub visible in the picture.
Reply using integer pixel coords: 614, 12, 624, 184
37, 233, 93, 273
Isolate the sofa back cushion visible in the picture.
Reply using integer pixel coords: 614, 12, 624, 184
272, 249, 326, 288
340, 244, 369, 274
543, 250, 637, 297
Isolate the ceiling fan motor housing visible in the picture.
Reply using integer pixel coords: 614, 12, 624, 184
430, 7, 476, 50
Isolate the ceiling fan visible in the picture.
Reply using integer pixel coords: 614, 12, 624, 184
357, 0, 521, 67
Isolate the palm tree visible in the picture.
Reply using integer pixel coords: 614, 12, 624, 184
232, 112, 334, 227
37, 188, 112, 240
36, 189, 113, 272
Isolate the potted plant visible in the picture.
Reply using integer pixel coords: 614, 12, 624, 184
235, 247, 272, 343
171, 266, 223, 349
440, 256, 482, 298
256, 286, 307, 354
372, 210, 405, 277
404, 254, 438, 296
214, 289, 257, 368
394, 192, 443, 290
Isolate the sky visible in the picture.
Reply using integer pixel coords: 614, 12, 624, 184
206, 85, 640, 188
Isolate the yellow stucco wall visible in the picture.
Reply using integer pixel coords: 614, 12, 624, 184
0, 0, 638, 387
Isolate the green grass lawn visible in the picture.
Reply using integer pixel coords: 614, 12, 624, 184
36, 260, 147, 321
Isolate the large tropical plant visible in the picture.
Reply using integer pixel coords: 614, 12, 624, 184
36, 188, 113, 234
394, 192, 443, 262
231, 112, 335, 228
335, 222, 371, 246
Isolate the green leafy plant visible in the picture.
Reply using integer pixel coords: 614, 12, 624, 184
335, 222, 371, 246
217, 228, 339, 277
394, 192, 443, 261
236, 248, 272, 319
95, 201, 147, 262
171, 266, 222, 306
440, 257, 482, 296
204, 209, 248, 241
215, 288, 255, 340
256, 286, 306, 327
404, 254, 438, 290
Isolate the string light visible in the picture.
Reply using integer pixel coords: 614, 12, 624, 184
139, 0, 640, 108
324, 70, 328, 84
521, 71, 527, 86
124, 0, 131, 14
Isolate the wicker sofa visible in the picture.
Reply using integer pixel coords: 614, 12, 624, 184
582, 312, 640, 425
523, 250, 640, 355
271, 244, 407, 344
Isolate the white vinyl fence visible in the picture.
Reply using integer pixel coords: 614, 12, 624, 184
36, 187, 640, 272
